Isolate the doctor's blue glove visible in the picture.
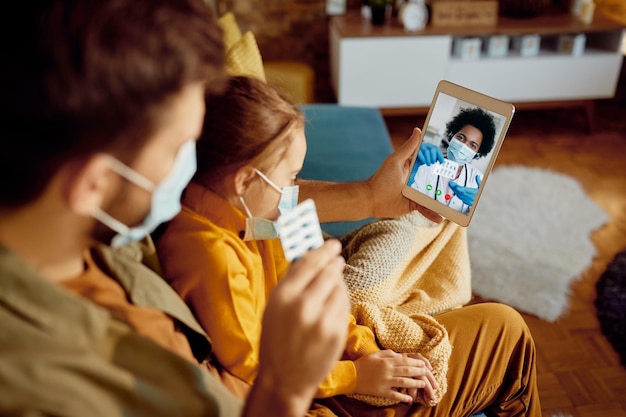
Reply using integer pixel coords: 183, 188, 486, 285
416, 142, 444, 167
449, 176, 482, 206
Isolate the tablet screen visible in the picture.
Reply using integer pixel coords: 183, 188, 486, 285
402, 80, 514, 226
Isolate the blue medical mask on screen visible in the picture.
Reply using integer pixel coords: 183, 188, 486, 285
92, 140, 197, 248
447, 137, 477, 165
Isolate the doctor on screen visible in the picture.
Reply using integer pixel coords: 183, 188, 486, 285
409, 107, 496, 214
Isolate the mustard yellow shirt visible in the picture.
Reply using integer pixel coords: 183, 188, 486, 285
157, 183, 381, 397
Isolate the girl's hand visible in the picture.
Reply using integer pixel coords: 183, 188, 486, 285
353, 350, 437, 403
402, 352, 438, 403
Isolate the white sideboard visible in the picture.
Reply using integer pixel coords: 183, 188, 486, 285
329, 13, 625, 112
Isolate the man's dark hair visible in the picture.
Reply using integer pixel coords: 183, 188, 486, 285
445, 107, 497, 158
0, 0, 226, 208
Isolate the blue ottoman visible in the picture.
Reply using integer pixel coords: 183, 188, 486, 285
299, 104, 394, 237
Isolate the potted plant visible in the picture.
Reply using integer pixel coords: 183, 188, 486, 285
367, 0, 393, 25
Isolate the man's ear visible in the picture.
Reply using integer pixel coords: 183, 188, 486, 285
64, 154, 115, 216
233, 165, 257, 196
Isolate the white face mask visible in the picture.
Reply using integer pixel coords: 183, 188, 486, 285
92, 140, 197, 248
238, 169, 300, 241
447, 137, 477, 165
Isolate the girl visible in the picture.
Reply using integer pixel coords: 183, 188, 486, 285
155, 76, 436, 404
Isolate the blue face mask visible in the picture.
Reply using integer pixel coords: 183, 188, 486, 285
447, 137, 477, 165
255, 169, 299, 215
238, 169, 300, 241
92, 140, 197, 248
239, 195, 278, 241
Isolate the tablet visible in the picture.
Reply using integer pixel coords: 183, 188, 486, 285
402, 80, 515, 227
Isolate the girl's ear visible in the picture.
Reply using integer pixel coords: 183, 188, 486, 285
233, 165, 257, 196
64, 154, 114, 216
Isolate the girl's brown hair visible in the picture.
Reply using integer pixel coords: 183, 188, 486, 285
194, 76, 304, 188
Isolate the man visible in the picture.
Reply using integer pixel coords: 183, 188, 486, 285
0, 1, 349, 416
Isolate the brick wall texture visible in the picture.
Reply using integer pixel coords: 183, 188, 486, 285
215, 0, 363, 102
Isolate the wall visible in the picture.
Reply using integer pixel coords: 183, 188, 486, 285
214, 0, 362, 102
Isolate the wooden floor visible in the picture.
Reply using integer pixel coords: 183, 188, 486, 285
383, 98, 626, 417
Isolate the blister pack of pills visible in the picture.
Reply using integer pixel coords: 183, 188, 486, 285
275, 198, 325, 262
432, 159, 460, 179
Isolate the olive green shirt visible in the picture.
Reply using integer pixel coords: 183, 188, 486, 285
0, 241, 242, 417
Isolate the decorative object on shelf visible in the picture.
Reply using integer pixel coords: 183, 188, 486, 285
453, 37, 482, 60
430, 1, 498, 27
499, 0, 551, 18
486, 35, 510, 57
399, 0, 429, 31
558, 33, 587, 56
578, 0, 596, 25
361, 0, 372, 19
511, 34, 541, 56
594, 0, 626, 26
326, 0, 347, 15
571, 0, 585, 15
368, 0, 393, 25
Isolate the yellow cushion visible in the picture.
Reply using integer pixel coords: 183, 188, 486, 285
217, 12, 242, 50
225, 31, 266, 81
264, 61, 315, 104
217, 10, 316, 103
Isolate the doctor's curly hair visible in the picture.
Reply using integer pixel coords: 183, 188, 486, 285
444, 107, 497, 159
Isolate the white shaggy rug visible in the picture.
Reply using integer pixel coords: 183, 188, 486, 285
467, 166, 608, 322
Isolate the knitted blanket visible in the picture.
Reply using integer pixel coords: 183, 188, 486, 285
340, 211, 471, 407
